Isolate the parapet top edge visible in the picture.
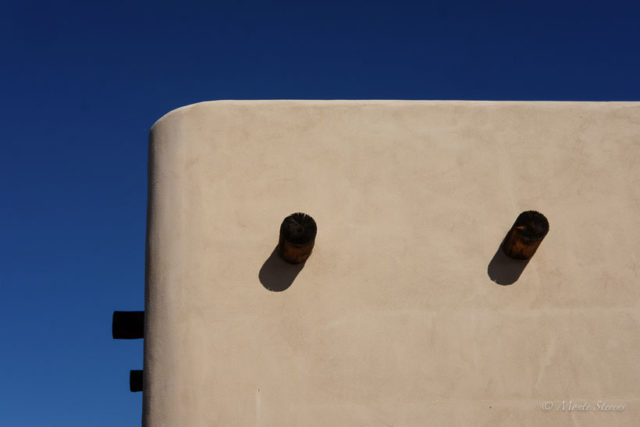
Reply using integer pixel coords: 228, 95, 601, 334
150, 99, 640, 133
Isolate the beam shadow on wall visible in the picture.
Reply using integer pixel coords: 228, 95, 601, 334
259, 247, 305, 292
487, 246, 530, 286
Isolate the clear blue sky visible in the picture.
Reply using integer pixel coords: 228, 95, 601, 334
1, 1, 639, 425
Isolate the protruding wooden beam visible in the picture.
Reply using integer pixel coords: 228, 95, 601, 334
501, 211, 549, 260
130, 370, 143, 392
112, 311, 144, 339
278, 213, 317, 264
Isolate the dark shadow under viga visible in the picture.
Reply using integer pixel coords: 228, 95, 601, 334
487, 245, 530, 286
259, 247, 305, 292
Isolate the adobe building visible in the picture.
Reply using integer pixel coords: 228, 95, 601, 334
115, 101, 640, 426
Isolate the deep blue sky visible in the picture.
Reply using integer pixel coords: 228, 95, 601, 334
1, 1, 639, 425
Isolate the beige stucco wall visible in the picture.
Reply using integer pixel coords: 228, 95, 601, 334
144, 101, 640, 426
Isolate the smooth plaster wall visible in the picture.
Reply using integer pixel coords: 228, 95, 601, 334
144, 101, 640, 426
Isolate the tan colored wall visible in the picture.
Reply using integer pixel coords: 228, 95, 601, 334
145, 101, 640, 426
